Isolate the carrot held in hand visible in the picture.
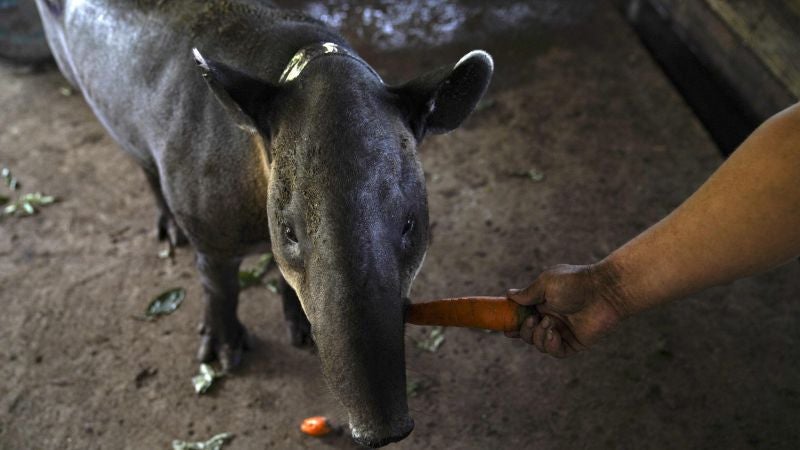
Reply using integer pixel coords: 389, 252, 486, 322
406, 296, 538, 332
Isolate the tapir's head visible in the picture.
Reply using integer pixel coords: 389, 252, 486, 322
194, 44, 492, 447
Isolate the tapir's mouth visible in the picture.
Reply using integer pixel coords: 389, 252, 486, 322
401, 296, 412, 322
350, 416, 415, 448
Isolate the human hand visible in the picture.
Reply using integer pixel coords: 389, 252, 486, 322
506, 264, 627, 358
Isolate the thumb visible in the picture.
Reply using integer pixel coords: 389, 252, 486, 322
507, 274, 547, 306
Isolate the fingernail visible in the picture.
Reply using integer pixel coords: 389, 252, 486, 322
541, 316, 552, 329
546, 330, 554, 341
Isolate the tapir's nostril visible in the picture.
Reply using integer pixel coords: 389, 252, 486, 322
284, 225, 298, 243
402, 217, 414, 236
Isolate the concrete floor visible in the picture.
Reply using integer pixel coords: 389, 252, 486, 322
2, 1, 800, 448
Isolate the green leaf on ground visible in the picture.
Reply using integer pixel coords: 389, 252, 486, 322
415, 326, 445, 352
0, 167, 57, 220
510, 168, 545, 182
474, 98, 497, 112
1, 167, 19, 191
158, 246, 173, 259
21, 201, 34, 215
526, 169, 545, 182
172, 432, 234, 450
145, 288, 185, 317
191, 363, 224, 395
21, 192, 56, 206
266, 278, 279, 294
1, 192, 57, 218
238, 253, 273, 289
406, 377, 427, 397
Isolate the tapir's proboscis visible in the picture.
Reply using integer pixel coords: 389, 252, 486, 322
35, 0, 492, 446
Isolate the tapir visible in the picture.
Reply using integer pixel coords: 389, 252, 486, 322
35, 0, 492, 446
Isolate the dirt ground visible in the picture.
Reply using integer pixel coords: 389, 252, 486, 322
2, 1, 800, 449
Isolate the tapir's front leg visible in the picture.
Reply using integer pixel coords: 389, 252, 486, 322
196, 253, 249, 371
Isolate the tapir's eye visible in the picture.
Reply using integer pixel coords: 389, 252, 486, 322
402, 217, 415, 236
284, 225, 298, 244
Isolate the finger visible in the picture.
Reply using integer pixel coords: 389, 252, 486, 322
507, 275, 547, 306
544, 329, 567, 358
532, 315, 552, 352
554, 323, 586, 353
519, 315, 538, 345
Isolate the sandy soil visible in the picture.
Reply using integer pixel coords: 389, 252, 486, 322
2, 1, 800, 449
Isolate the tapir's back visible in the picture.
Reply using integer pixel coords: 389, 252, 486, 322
35, 0, 340, 165
34, 0, 344, 254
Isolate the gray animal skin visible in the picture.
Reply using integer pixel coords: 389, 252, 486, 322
35, 0, 492, 446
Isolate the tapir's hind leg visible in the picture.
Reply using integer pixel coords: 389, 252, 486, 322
196, 253, 250, 371
280, 278, 313, 348
142, 168, 189, 247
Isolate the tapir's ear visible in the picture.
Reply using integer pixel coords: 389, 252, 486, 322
192, 48, 279, 135
391, 50, 493, 140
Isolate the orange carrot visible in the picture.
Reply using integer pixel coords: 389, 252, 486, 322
300, 416, 332, 437
406, 296, 537, 332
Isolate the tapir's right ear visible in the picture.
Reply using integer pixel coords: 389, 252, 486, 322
391, 50, 493, 141
192, 48, 279, 135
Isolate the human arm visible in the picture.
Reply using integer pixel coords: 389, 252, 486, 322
508, 102, 800, 357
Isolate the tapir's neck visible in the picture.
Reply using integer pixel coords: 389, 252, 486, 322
278, 42, 382, 85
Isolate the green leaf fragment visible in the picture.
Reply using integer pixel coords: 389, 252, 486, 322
406, 377, 427, 397
509, 168, 545, 183
192, 363, 222, 394
145, 288, 185, 317
21, 192, 55, 205
172, 432, 234, 450
238, 253, 273, 289
1, 167, 19, 191
415, 326, 445, 352
266, 278, 279, 293
237, 271, 260, 288
526, 169, 545, 182
474, 98, 496, 112
0, 167, 56, 219
158, 246, 173, 259
0, 192, 57, 218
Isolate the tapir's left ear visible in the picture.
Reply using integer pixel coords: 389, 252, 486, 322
192, 48, 280, 136
391, 50, 493, 140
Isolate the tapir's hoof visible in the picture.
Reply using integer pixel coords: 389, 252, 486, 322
157, 212, 190, 248
197, 321, 251, 372
287, 317, 314, 349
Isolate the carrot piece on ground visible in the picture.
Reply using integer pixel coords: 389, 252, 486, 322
300, 416, 332, 437
406, 296, 536, 332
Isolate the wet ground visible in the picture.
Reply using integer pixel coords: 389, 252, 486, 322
3, 1, 800, 449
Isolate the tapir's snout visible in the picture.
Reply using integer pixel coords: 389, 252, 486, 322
351, 415, 414, 448
304, 248, 413, 448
